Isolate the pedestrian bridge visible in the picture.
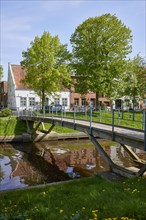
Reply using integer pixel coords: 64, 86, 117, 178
19, 115, 146, 178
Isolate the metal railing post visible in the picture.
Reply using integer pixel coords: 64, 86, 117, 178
121, 110, 124, 120
99, 107, 101, 122
132, 109, 135, 121
90, 106, 92, 134
118, 108, 120, 126
61, 108, 63, 122
112, 109, 115, 141
144, 110, 146, 151
17, 107, 19, 117
74, 105, 76, 124
142, 110, 145, 129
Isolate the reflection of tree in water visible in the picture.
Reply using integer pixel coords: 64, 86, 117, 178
12, 144, 71, 185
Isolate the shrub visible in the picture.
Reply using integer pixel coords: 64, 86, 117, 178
0, 108, 12, 117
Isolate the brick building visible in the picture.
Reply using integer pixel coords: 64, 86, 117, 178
70, 75, 111, 109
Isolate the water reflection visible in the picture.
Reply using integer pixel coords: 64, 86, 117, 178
0, 139, 146, 191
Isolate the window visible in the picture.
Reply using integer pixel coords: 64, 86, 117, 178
20, 97, 26, 107
74, 98, 79, 106
54, 98, 60, 105
81, 98, 86, 106
62, 98, 68, 106
90, 99, 95, 107
29, 97, 35, 106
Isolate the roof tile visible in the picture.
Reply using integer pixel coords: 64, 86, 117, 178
11, 64, 28, 89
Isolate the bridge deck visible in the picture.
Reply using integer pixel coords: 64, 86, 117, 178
19, 116, 145, 150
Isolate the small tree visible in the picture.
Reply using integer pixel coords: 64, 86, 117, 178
70, 13, 132, 107
123, 55, 146, 109
21, 31, 71, 108
0, 65, 3, 81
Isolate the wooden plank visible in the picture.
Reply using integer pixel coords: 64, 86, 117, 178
120, 143, 142, 163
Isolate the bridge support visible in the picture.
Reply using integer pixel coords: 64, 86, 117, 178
26, 120, 34, 134
25, 120, 56, 142
85, 129, 146, 178
84, 129, 115, 170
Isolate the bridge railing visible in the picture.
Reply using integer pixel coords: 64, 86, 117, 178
17, 107, 145, 129
17, 107, 146, 151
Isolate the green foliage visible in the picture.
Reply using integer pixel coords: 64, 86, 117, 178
70, 13, 132, 101
0, 108, 12, 117
0, 65, 3, 80
122, 55, 146, 100
21, 31, 71, 108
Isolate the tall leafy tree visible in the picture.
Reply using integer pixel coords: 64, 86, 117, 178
21, 32, 71, 108
70, 13, 132, 106
0, 65, 3, 80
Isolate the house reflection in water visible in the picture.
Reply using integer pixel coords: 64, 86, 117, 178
1, 139, 146, 191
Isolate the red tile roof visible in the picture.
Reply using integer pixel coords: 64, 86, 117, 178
11, 64, 28, 89
10, 64, 70, 91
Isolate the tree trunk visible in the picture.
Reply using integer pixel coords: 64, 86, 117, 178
95, 91, 99, 110
42, 90, 45, 110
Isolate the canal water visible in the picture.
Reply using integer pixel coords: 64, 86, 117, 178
0, 139, 146, 191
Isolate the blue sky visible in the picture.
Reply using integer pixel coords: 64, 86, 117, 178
1, 0, 146, 80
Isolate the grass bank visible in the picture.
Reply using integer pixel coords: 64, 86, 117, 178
0, 175, 146, 219
0, 117, 77, 136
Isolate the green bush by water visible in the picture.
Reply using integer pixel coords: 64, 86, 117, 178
0, 108, 12, 117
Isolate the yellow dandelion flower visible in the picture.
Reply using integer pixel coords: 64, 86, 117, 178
59, 209, 64, 214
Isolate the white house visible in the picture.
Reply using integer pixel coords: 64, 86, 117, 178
7, 63, 70, 110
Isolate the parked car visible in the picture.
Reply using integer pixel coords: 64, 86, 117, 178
0, 104, 4, 111
45, 105, 64, 112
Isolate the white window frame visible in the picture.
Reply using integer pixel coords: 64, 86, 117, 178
62, 98, 68, 106
29, 97, 35, 106
54, 98, 60, 105
20, 97, 27, 107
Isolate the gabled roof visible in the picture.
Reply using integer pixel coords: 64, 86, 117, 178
10, 64, 70, 92
11, 64, 28, 89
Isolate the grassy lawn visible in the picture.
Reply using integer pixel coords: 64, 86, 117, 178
0, 175, 146, 219
43, 110, 144, 130
0, 117, 27, 135
0, 116, 77, 136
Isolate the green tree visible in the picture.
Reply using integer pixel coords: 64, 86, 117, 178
70, 13, 132, 106
0, 65, 3, 80
122, 55, 146, 109
21, 32, 71, 108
